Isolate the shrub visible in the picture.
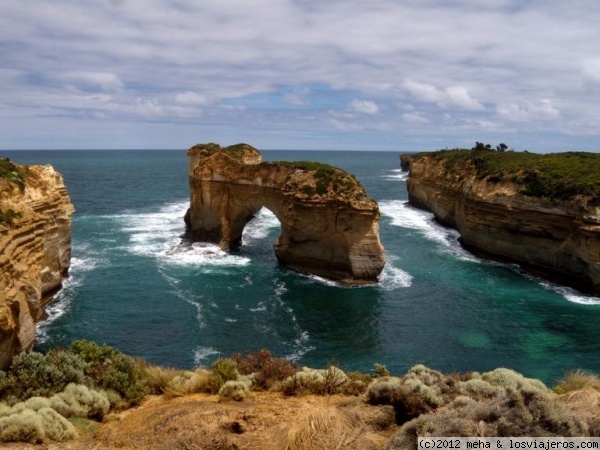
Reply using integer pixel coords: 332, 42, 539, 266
0, 407, 78, 443
341, 371, 372, 396
218, 380, 250, 402
2, 351, 86, 402
52, 384, 110, 420
279, 366, 348, 396
365, 366, 454, 425
232, 349, 297, 390
37, 407, 78, 441
204, 358, 240, 394
373, 364, 390, 378
482, 367, 548, 392
0, 409, 45, 443
386, 386, 588, 450
458, 378, 502, 399
69, 340, 147, 407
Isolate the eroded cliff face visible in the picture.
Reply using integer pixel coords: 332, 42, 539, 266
406, 155, 600, 294
186, 143, 385, 285
0, 161, 74, 368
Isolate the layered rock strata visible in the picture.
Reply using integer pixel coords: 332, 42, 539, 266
404, 153, 600, 294
0, 160, 74, 368
186, 143, 385, 285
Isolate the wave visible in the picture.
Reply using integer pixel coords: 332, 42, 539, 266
532, 277, 600, 306
242, 208, 280, 244
193, 346, 221, 366
379, 200, 479, 262
380, 200, 600, 306
35, 242, 110, 343
113, 200, 252, 269
378, 256, 413, 291
381, 169, 409, 181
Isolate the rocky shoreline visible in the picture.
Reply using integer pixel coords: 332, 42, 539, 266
402, 150, 600, 295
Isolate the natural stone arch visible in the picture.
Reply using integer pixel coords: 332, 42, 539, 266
185, 143, 386, 285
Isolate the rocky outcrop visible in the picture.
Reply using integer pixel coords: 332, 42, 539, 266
185, 143, 385, 285
0, 160, 74, 368
405, 153, 600, 294
400, 153, 413, 172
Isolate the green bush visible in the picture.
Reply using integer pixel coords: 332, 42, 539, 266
414, 149, 600, 205
2, 351, 88, 402
204, 358, 240, 394
279, 366, 348, 396
373, 363, 390, 378
0, 409, 45, 443
0, 407, 78, 443
69, 340, 147, 407
218, 380, 250, 401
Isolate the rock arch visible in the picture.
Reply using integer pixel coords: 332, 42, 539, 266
185, 143, 386, 285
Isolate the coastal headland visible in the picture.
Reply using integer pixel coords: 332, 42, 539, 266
185, 143, 386, 285
402, 149, 600, 294
0, 158, 74, 369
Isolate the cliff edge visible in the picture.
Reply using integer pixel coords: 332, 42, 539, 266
185, 143, 385, 285
404, 149, 600, 294
0, 158, 74, 368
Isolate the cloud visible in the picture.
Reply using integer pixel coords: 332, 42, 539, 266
60, 72, 124, 92
582, 58, 600, 88
402, 112, 429, 124
348, 99, 379, 114
403, 80, 483, 111
496, 99, 561, 122
0, 0, 599, 150
174, 91, 207, 106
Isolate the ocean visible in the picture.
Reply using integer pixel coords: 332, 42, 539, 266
5, 149, 600, 385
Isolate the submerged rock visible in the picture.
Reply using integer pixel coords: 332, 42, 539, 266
185, 143, 385, 285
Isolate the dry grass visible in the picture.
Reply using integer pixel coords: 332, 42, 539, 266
283, 405, 382, 450
142, 365, 185, 395
556, 370, 600, 393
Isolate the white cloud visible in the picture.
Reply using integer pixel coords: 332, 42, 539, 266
497, 99, 560, 122
60, 72, 124, 92
582, 58, 600, 88
348, 99, 379, 114
0, 0, 598, 150
174, 91, 207, 106
402, 112, 429, 124
403, 80, 483, 111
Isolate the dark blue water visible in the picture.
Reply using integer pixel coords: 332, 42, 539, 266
5, 149, 600, 385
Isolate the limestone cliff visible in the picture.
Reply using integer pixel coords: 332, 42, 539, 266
405, 151, 600, 294
185, 143, 385, 285
0, 159, 74, 368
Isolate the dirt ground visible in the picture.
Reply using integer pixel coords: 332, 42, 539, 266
0, 392, 398, 450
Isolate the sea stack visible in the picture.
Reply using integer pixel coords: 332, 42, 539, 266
185, 143, 386, 285
0, 159, 74, 368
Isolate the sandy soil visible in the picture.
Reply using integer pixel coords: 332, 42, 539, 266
0, 392, 397, 450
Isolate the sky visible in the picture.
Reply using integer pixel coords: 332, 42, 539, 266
1, 0, 600, 152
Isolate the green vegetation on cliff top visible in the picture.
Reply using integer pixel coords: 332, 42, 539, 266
271, 160, 367, 200
416, 149, 600, 204
0, 158, 27, 192
3, 342, 600, 444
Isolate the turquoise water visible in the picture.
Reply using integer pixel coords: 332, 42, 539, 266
5, 149, 600, 385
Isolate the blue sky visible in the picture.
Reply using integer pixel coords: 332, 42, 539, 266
1, 0, 600, 152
